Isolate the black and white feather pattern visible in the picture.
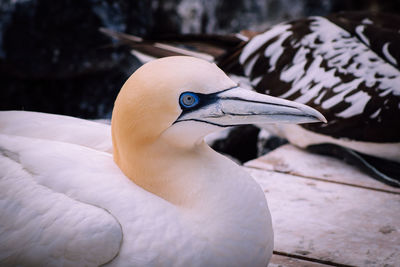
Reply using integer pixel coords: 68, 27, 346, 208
238, 12, 400, 143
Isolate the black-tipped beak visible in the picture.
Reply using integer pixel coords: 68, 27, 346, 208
176, 87, 327, 127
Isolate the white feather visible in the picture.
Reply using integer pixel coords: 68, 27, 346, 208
0, 111, 273, 267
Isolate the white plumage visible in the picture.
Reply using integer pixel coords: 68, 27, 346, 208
0, 56, 325, 266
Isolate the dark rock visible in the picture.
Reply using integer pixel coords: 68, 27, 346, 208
0, 0, 145, 118
211, 125, 260, 163
0, 48, 138, 118
209, 126, 289, 164
258, 134, 288, 157
2, 0, 126, 79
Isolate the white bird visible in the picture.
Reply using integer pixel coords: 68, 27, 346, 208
0, 56, 325, 266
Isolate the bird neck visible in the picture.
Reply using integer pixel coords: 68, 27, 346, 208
114, 135, 223, 205
113, 133, 273, 264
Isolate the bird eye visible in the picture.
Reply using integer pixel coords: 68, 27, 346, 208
180, 92, 199, 108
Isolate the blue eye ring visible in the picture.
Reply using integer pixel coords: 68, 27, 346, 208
179, 92, 199, 109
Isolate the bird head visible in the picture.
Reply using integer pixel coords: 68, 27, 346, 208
112, 56, 325, 146
111, 56, 325, 181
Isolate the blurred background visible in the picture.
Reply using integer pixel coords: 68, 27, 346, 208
1, 0, 400, 119
1, 0, 399, 162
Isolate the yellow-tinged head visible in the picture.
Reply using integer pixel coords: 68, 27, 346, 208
111, 56, 325, 196
112, 57, 235, 148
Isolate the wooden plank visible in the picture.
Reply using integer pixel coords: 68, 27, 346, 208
269, 253, 328, 266
245, 167, 400, 267
245, 144, 400, 194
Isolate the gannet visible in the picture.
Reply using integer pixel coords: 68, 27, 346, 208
101, 11, 400, 187
0, 56, 325, 266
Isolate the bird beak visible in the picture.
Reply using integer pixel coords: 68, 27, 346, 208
176, 86, 327, 126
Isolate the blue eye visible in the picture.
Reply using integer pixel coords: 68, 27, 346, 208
179, 92, 199, 108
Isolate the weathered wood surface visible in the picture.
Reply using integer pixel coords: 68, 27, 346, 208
269, 254, 327, 266
245, 144, 400, 194
244, 166, 400, 266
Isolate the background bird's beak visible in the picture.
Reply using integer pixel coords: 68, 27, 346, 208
177, 87, 327, 126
